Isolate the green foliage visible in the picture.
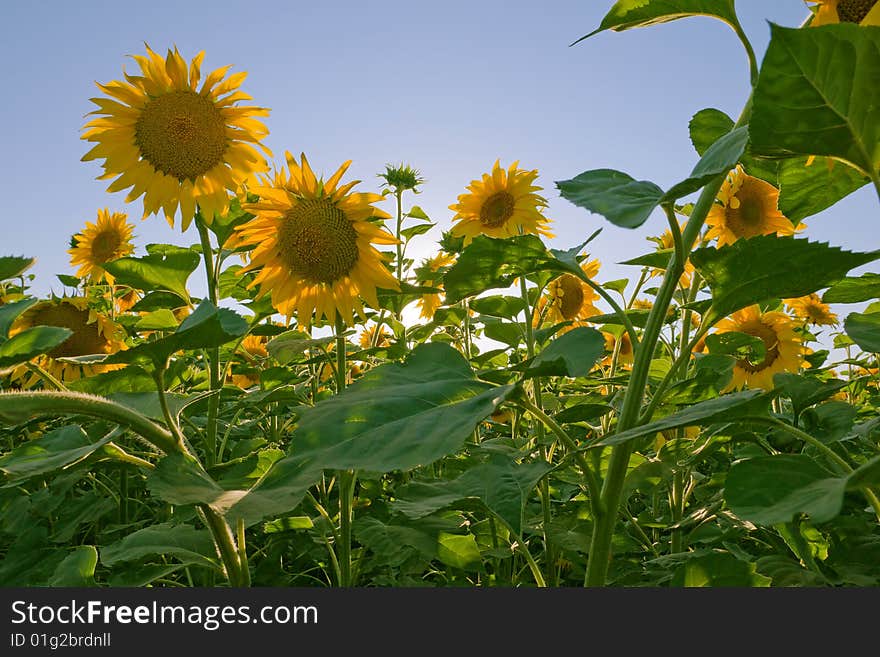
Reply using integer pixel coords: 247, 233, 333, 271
103, 246, 200, 303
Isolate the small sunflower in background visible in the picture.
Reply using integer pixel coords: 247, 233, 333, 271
713, 305, 805, 391
648, 220, 695, 288
358, 323, 391, 349
705, 166, 799, 247
415, 252, 456, 320
8, 297, 126, 387
235, 152, 399, 327
449, 160, 553, 243
228, 334, 269, 389
536, 259, 602, 329
82, 44, 271, 230
783, 293, 839, 327
601, 330, 634, 369
808, 0, 880, 25
68, 209, 135, 283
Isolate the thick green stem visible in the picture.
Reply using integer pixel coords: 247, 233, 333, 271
334, 314, 356, 587
395, 190, 404, 285
202, 506, 245, 587
196, 219, 221, 468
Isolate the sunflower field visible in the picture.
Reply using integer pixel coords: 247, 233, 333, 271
1, 0, 880, 589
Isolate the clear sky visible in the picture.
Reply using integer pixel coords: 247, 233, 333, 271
0, 0, 875, 317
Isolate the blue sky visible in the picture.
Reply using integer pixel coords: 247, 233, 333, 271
0, 0, 875, 325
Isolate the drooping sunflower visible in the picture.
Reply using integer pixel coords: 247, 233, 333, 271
416, 252, 456, 320
601, 330, 634, 369
449, 160, 553, 243
82, 45, 271, 231
68, 209, 135, 283
235, 153, 399, 327
648, 221, 695, 288
705, 166, 799, 247
783, 293, 839, 326
8, 297, 126, 387
537, 259, 602, 328
809, 0, 880, 25
713, 305, 805, 391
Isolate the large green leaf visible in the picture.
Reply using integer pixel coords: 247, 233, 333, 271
823, 272, 880, 303
48, 546, 98, 586
266, 330, 334, 365
661, 126, 749, 201
204, 197, 255, 247
443, 235, 579, 304
393, 456, 552, 535
556, 169, 664, 229
0, 256, 35, 281
103, 246, 200, 302
514, 326, 606, 378
0, 297, 38, 339
750, 24, 880, 177
574, 0, 738, 42
777, 157, 869, 221
100, 522, 219, 569
724, 455, 846, 525
670, 552, 771, 587
688, 108, 776, 183
691, 236, 880, 325
597, 390, 771, 447
845, 311, 880, 352
353, 516, 439, 567
0, 326, 73, 369
772, 372, 849, 418
0, 425, 113, 482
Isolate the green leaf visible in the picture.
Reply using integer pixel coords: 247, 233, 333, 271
691, 236, 880, 325
724, 455, 846, 525
109, 392, 193, 423
772, 372, 849, 417
436, 532, 483, 572
393, 456, 552, 535
661, 126, 749, 202
597, 390, 771, 447
103, 247, 200, 302
100, 522, 220, 569
0, 297, 38, 339
353, 516, 438, 567
688, 108, 776, 182
515, 327, 605, 378
574, 0, 738, 42
587, 309, 654, 328
620, 249, 674, 269
0, 326, 73, 369
671, 552, 771, 587
845, 311, 880, 352
705, 331, 766, 363
67, 365, 156, 394
266, 330, 334, 365
469, 295, 526, 319
0, 425, 113, 482
407, 206, 431, 221
823, 273, 880, 303
801, 401, 856, 443
556, 169, 664, 229
0, 256, 35, 281
777, 157, 869, 222
400, 223, 435, 240
146, 453, 228, 508
48, 546, 98, 586
444, 235, 579, 304
205, 197, 254, 247
56, 274, 81, 287
129, 291, 188, 312
750, 23, 880, 177
134, 309, 180, 331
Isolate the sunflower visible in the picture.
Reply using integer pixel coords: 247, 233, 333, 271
8, 297, 126, 387
649, 221, 695, 288
228, 334, 268, 388
705, 166, 799, 247
783, 293, 839, 326
416, 252, 456, 320
809, 0, 880, 25
601, 330, 634, 368
713, 305, 805, 391
358, 323, 391, 348
449, 160, 553, 243
114, 287, 142, 314
235, 153, 399, 327
68, 209, 135, 283
82, 45, 271, 231
537, 259, 602, 328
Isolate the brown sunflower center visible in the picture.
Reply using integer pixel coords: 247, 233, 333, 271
90, 230, 122, 263
556, 275, 585, 320
725, 179, 772, 238
29, 304, 111, 358
277, 198, 359, 285
135, 90, 227, 181
837, 0, 877, 23
735, 321, 780, 374
479, 191, 515, 227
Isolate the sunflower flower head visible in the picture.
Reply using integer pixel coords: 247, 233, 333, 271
648, 221, 694, 287
783, 293, 839, 326
82, 44, 271, 231
809, 0, 880, 26
538, 259, 602, 328
705, 166, 800, 247
449, 160, 552, 244
235, 152, 399, 328
68, 209, 135, 283
601, 329, 634, 369
358, 323, 391, 349
415, 252, 456, 320
7, 297, 127, 387
714, 305, 806, 391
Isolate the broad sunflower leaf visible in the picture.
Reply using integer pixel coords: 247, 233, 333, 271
670, 552, 771, 587
443, 235, 580, 303
691, 236, 880, 325
823, 273, 880, 303
772, 373, 849, 418
353, 516, 440, 567
469, 295, 526, 319
0, 425, 112, 483
573, 0, 738, 43
0, 256, 35, 281
750, 24, 880, 177
596, 390, 771, 447
844, 311, 880, 352
204, 198, 254, 248
0, 326, 73, 369
556, 169, 664, 229
100, 522, 220, 570
777, 157, 869, 222
724, 455, 847, 525
103, 246, 200, 303
393, 456, 552, 535
688, 108, 776, 182
661, 126, 749, 202
48, 546, 98, 587
0, 297, 39, 339
266, 330, 334, 364
514, 326, 606, 378
437, 533, 483, 572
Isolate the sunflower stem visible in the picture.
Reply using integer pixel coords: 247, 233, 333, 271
196, 216, 221, 468
334, 314, 356, 587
